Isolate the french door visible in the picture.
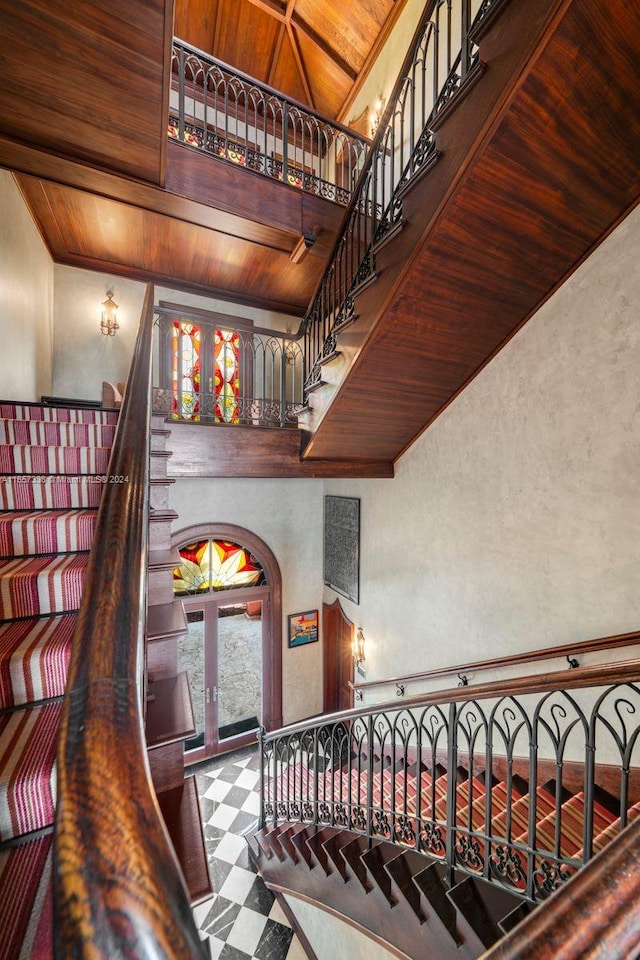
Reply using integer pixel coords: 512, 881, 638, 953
179, 587, 269, 762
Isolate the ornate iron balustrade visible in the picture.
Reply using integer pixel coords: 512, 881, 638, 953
260, 662, 640, 906
302, 0, 503, 393
153, 308, 305, 428
170, 39, 368, 206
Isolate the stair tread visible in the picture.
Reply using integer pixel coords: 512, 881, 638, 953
0, 403, 118, 425
0, 444, 112, 477
0, 833, 53, 959
0, 418, 116, 447
0, 553, 89, 620
0, 475, 104, 510
146, 600, 187, 641
157, 776, 212, 905
0, 614, 76, 708
0, 509, 98, 558
518, 791, 618, 857
0, 702, 61, 841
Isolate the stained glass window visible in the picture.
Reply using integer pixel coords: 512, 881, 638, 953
214, 330, 241, 423
173, 539, 266, 595
171, 320, 201, 421
169, 320, 240, 424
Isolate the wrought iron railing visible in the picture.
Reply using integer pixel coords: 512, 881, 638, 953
302, 0, 502, 393
259, 658, 640, 906
170, 39, 368, 206
153, 306, 305, 427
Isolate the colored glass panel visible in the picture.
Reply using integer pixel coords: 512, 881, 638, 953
171, 320, 201, 421
214, 330, 241, 423
173, 539, 266, 595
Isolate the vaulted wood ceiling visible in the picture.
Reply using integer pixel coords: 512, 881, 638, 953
0, 0, 404, 316
174, 0, 400, 122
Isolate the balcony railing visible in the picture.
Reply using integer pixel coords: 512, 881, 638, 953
170, 39, 369, 206
153, 306, 305, 428
260, 657, 640, 907
302, 0, 504, 393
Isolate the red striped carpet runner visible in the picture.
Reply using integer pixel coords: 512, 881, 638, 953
0, 835, 52, 960
0, 554, 89, 620
0, 400, 117, 959
0, 703, 60, 841
0, 615, 76, 708
0, 509, 97, 557
0, 475, 104, 510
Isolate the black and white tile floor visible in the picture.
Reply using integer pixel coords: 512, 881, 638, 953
193, 747, 306, 960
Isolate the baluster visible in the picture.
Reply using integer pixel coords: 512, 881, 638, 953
461, 0, 471, 78
445, 701, 458, 878
178, 46, 186, 142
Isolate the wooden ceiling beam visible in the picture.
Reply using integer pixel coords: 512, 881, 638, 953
290, 12, 358, 82
267, 22, 287, 86
244, 0, 287, 23
286, 21, 315, 109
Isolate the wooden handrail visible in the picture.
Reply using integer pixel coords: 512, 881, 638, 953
54, 284, 207, 958
483, 817, 640, 960
350, 627, 640, 694
263, 655, 640, 742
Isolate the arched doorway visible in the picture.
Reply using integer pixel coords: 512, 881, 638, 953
172, 523, 282, 763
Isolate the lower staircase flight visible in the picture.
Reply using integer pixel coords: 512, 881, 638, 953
251, 669, 640, 959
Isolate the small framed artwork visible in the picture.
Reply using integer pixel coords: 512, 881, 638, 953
288, 609, 319, 648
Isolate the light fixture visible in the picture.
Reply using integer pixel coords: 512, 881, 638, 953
369, 95, 385, 137
100, 289, 119, 336
353, 627, 366, 667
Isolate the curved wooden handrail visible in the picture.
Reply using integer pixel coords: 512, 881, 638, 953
350, 627, 640, 695
483, 816, 640, 960
264, 655, 640, 742
54, 284, 207, 958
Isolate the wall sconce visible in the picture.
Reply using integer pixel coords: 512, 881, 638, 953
369, 96, 385, 137
100, 290, 119, 336
353, 627, 366, 667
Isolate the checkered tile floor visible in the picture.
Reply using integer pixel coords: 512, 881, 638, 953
193, 746, 307, 960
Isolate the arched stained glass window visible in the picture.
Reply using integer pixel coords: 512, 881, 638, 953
173, 539, 266, 595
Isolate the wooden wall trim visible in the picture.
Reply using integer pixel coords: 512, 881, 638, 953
351, 628, 640, 695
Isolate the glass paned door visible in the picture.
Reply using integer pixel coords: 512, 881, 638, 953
217, 601, 263, 744
178, 610, 206, 752
181, 592, 267, 761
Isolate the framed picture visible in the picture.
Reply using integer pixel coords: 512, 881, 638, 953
324, 496, 360, 603
288, 609, 319, 648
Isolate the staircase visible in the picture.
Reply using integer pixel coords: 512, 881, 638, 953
0, 400, 117, 959
252, 675, 640, 959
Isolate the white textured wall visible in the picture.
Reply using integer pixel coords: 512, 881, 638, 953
324, 204, 640, 688
283, 896, 397, 960
52, 267, 145, 401
169, 477, 325, 725
0, 171, 54, 400
52, 271, 297, 402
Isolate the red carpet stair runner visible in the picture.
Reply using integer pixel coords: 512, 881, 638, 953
250, 759, 640, 959
0, 401, 117, 960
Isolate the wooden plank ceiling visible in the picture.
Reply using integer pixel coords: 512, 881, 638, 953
173, 0, 398, 122
0, 0, 403, 314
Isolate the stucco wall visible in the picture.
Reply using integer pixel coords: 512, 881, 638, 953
0, 171, 54, 401
324, 204, 640, 689
169, 477, 325, 725
283, 896, 397, 960
52, 269, 296, 401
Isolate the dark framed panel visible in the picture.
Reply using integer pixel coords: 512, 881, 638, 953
288, 610, 319, 648
323, 496, 360, 604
